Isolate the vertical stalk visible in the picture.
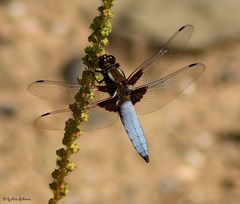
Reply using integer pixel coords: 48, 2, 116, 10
48, 1, 116, 203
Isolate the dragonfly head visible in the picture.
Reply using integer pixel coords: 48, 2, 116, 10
99, 54, 116, 70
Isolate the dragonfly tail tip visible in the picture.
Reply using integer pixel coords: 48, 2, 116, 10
142, 155, 149, 163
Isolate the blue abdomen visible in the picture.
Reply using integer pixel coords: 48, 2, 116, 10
119, 101, 149, 162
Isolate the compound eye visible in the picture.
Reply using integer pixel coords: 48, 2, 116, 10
108, 55, 115, 64
99, 54, 107, 61
99, 55, 107, 68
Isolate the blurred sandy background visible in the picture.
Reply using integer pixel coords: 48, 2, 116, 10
1, 0, 240, 204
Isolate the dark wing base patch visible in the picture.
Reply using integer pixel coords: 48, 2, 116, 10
98, 97, 119, 112
130, 87, 147, 105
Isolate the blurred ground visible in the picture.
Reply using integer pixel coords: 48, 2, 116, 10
0, 1, 240, 204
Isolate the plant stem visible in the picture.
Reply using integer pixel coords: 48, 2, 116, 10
48, 1, 116, 203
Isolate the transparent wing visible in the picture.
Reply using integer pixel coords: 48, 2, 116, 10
127, 25, 194, 87
132, 63, 205, 115
28, 80, 110, 105
33, 105, 119, 131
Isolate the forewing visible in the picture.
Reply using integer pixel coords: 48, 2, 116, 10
33, 105, 119, 131
127, 25, 194, 87
132, 63, 205, 114
28, 80, 110, 105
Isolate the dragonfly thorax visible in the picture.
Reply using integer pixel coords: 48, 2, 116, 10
107, 67, 126, 83
98, 54, 126, 84
117, 82, 132, 104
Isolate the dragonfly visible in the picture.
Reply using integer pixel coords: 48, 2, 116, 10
28, 25, 205, 163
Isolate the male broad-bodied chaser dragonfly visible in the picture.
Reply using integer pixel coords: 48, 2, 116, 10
28, 25, 205, 163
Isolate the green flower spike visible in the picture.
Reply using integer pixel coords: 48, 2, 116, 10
48, 1, 116, 203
